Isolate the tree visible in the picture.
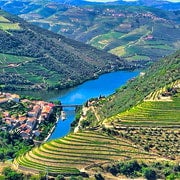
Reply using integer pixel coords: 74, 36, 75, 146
94, 173, 104, 180
142, 168, 156, 180
118, 160, 141, 177
2, 167, 23, 180
55, 175, 65, 180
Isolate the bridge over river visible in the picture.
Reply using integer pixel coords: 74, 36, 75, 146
54, 104, 82, 109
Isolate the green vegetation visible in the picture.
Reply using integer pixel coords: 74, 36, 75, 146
0, 100, 30, 117
0, 16, 10, 22
0, 15, 20, 31
0, 166, 51, 180
6, 2, 179, 64
9, 43, 180, 180
107, 88, 180, 126
107, 161, 180, 179
0, 53, 34, 66
1, 167, 23, 180
0, 130, 33, 161
90, 31, 124, 49
0, 9, 128, 91
14, 131, 159, 176
91, 50, 180, 121
0, 22, 20, 31
102, 127, 179, 160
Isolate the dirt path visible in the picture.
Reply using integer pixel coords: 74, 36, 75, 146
90, 106, 101, 122
0, 162, 12, 173
74, 106, 88, 133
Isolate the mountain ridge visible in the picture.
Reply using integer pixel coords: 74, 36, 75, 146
2, 2, 179, 63
0, 9, 130, 91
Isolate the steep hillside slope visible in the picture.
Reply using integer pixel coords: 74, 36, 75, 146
1, 2, 179, 64
84, 50, 179, 122
14, 131, 164, 177
75, 50, 180, 164
0, 9, 128, 91
13, 51, 180, 179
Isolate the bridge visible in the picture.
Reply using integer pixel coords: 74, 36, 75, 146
54, 104, 82, 108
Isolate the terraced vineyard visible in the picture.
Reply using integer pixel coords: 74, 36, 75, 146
144, 80, 180, 101
0, 53, 34, 66
0, 15, 20, 31
14, 131, 159, 175
105, 83, 180, 127
100, 82, 180, 161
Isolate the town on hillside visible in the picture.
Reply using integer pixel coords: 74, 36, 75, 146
0, 92, 55, 140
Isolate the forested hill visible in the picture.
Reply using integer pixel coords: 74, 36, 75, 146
85, 50, 180, 122
0, 9, 129, 91
10, 3, 180, 63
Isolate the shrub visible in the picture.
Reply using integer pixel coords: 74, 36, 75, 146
142, 167, 156, 180
55, 175, 65, 180
94, 173, 104, 180
2, 167, 23, 180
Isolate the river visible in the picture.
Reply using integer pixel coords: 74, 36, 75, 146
48, 70, 139, 140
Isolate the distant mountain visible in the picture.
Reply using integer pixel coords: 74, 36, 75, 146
1, 0, 180, 13
0, 9, 128, 91
2, 2, 179, 64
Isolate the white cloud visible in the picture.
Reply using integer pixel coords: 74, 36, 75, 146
166, 0, 180, 2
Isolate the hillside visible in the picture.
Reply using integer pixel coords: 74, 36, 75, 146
13, 51, 180, 179
1, 2, 179, 64
77, 50, 180, 161
14, 131, 175, 179
1, 0, 180, 11
0, 9, 128, 91
83, 50, 180, 121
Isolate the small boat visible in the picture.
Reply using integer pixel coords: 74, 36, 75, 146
61, 111, 66, 120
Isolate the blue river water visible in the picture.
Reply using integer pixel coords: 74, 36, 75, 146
48, 70, 139, 140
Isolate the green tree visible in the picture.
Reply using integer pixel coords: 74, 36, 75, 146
94, 173, 104, 180
2, 167, 23, 180
142, 167, 156, 180
55, 175, 65, 180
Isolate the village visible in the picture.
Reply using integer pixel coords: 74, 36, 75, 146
0, 92, 55, 140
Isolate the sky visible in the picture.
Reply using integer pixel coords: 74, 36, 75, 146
85, 0, 180, 2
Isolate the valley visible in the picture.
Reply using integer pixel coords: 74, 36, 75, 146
0, 9, 129, 91
11, 50, 180, 179
0, 1, 179, 179
1, 1, 179, 64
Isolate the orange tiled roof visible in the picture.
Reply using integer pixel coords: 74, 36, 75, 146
25, 129, 31, 134
18, 116, 27, 121
42, 105, 51, 114
20, 124, 27, 129
27, 117, 36, 122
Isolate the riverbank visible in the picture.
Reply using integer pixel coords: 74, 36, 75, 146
47, 70, 139, 140
74, 106, 88, 133
44, 116, 59, 142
